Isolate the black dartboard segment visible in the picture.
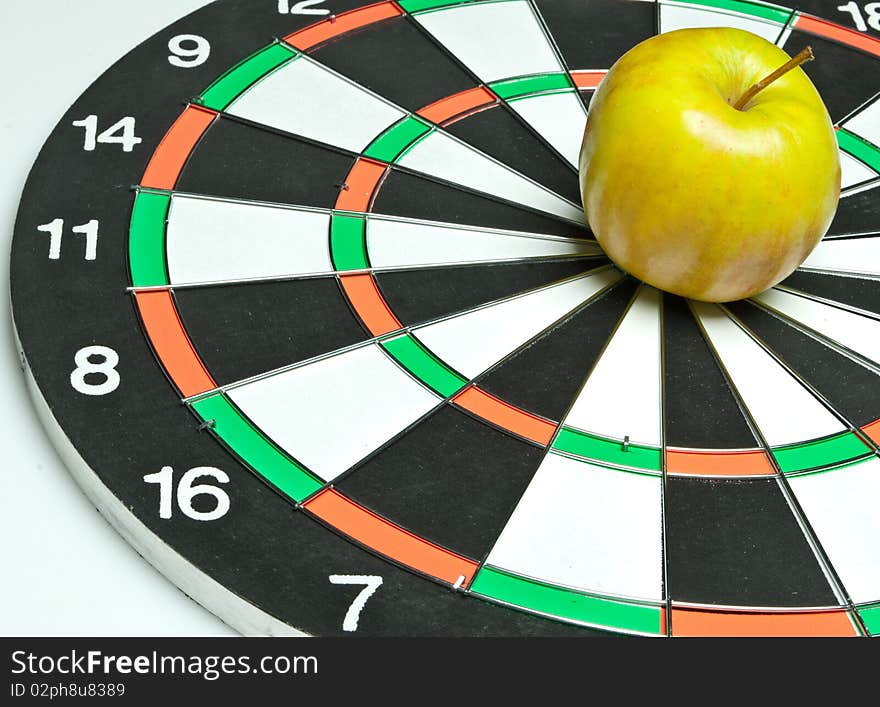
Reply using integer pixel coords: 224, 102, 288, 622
663, 294, 759, 451
175, 278, 370, 385
665, 477, 837, 607
11, 0, 880, 638
176, 117, 357, 207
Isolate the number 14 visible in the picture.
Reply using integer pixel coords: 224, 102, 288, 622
838, 2, 880, 31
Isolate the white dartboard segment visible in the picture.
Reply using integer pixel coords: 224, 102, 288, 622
840, 150, 878, 190
165, 195, 332, 284
409, 0, 589, 169
843, 178, 880, 198
507, 91, 587, 168
789, 456, 880, 605
753, 288, 880, 366
411, 0, 564, 83
801, 235, 880, 278
563, 286, 663, 448
842, 96, 880, 147
226, 55, 406, 153
413, 268, 622, 379
396, 131, 585, 223
692, 301, 847, 447
227, 344, 441, 482
658, 1, 789, 44
485, 453, 664, 602
165, 194, 599, 285
365, 216, 601, 269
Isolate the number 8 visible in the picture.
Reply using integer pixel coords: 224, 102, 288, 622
168, 34, 211, 68
71, 346, 120, 396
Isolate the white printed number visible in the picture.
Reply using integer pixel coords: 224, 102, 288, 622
73, 115, 142, 152
838, 2, 880, 31
37, 219, 98, 260
70, 346, 120, 396
279, 0, 330, 15
168, 34, 211, 68
143, 466, 231, 521
329, 575, 383, 632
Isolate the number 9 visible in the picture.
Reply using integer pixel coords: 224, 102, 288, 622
168, 34, 210, 68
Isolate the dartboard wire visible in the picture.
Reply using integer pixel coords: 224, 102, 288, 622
219, 108, 586, 228
524, 0, 593, 114
130, 256, 605, 292
718, 303, 880, 456
773, 283, 880, 322
792, 265, 880, 282
746, 291, 880, 379
135, 188, 595, 243
179, 263, 618, 403
774, 8, 798, 47
842, 176, 880, 198
667, 598, 850, 611
820, 230, 880, 241
298, 273, 630, 509
463, 284, 670, 606
843, 172, 880, 196
658, 294, 672, 636
276, 39, 584, 208
393, 4, 584, 176
835, 89, 880, 127
687, 300, 867, 634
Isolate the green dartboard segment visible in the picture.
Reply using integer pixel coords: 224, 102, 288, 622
471, 566, 665, 635
490, 74, 574, 100
552, 427, 662, 473
364, 116, 433, 162
398, 0, 481, 14
380, 334, 468, 397
200, 43, 299, 111
330, 214, 370, 271
837, 128, 880, 173
192, 394, 323, 502
858, 603, 880, 636
675, 0, 792, 24
771, 430, 873, 475
129, 191, 170, 288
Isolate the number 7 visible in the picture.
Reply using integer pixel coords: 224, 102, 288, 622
328, 575, 383, 632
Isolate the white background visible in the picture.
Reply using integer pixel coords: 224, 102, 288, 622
0, 0, 236, 636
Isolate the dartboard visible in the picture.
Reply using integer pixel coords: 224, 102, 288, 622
11, 0, 880, 637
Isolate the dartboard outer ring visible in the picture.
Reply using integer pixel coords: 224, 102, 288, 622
13, 326, 303, 635
11, 0, 880, 637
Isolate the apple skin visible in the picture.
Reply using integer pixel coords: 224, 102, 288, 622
579, 27, 840, 302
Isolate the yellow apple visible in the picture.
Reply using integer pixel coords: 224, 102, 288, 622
579, 27, 840, 302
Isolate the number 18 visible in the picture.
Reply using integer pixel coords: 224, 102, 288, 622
838, 2, 880, 31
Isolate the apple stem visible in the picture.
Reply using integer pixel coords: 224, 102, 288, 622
732, 46, 814, 111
